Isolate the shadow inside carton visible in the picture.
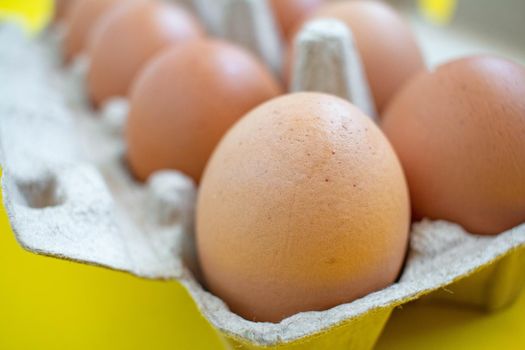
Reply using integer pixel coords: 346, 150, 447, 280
376, 290, 525, 350
10, 174, 65, 209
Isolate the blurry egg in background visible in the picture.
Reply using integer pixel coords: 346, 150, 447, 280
197, 93, 410, 322
382, 56, 525, 235
126, 39, 282, 183
87, 0, 204, 107
63, 0, 123, 62
288, 0, 426, 113
269, 0, 325, 41
53, 0, 76, 23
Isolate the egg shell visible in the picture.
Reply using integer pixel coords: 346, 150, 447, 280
126, 39, 283, 183
382, 56, 525, 235
197, 92, 410, 322
63, 0, 122, 62
53, 0, 76, 23
303, 0, 425, 113
270, 0, 325, 40
87, 0, 204, 107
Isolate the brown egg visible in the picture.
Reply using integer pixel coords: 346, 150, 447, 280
63, 0, 122, 62
87, 0, 204, 107
270, 0, 325, 40
197, 92, 410, 322
126, 39, 282, 183
297, 0, 425, 113
53, 0, 76, 23
382, 56, 525, 235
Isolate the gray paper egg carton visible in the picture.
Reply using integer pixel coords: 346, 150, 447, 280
1, 1, 525, 349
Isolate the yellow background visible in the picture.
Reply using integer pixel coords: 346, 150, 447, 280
1, 169, 525, 349
0, 0, 53, 34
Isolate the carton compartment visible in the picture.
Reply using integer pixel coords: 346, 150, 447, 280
13, 174, 65, 209
425, 247, 525, 312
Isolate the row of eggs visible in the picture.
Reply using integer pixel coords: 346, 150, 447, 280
54, 0, 525, 323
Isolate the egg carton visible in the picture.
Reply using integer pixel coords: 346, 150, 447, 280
1, 0, 525, 349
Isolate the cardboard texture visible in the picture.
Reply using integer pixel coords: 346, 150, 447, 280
424, 248, 525, 312
188, 0, 283, 77
290, 19, 376, 120
1, 1, 525, 348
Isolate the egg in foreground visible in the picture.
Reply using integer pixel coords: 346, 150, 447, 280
382, 56, 525, 235
197, 92, 410, 322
